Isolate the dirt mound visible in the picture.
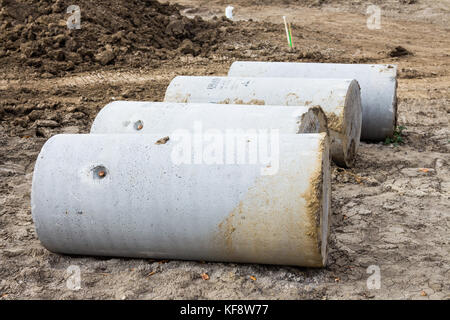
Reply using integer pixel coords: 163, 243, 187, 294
210, 0, 418, 7
0, 0, 233, 75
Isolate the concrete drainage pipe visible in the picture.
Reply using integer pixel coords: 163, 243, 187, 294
164, 76, 362, 167
31, 133, 330, 267
90, 101, 328, 136
228, 61, 397, 141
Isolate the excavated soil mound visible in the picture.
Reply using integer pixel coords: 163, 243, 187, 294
0, 0, 233, 75
215, 0, 417, 6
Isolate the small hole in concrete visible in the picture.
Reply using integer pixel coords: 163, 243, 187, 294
134, 120, 144, 131
93, 165, 108, 179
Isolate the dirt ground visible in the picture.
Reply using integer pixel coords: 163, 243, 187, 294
0, 0, 449, 300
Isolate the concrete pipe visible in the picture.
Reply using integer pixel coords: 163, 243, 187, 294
31, 133, 331, 267
228, 61, 397, 141
90, 101, 328, 136
164, 76, 362, 167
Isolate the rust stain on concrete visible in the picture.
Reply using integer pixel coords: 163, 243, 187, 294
215, 133, 329, 267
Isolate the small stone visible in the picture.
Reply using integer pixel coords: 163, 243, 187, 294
35, 119, 59, 128
201, 273, 209, 280
95, 49, 115, 66
28, 110, 44, 121
61, 126, 80, 134
359, 209, 372, 215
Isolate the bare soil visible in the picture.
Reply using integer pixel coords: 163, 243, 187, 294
0, 0, 449, 299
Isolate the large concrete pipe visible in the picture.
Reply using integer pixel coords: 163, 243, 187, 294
32, 133, 331, 267
228, 61, 397, 141
164, 76, 362, 167
90, 101, 328, 136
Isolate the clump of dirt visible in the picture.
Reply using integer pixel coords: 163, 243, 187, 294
0, 0, 234, 75
389, 46, 412, 57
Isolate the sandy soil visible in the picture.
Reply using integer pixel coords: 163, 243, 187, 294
0, 0, 449, 299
